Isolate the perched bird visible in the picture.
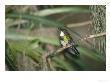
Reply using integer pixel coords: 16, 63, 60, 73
58, 27, 80, 57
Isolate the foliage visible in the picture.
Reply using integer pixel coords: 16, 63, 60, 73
5, 5, 106, 71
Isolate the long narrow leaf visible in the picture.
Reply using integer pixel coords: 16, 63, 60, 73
35, 7, 90, 16
6, 13, 65, 28
6, 30, 60, 46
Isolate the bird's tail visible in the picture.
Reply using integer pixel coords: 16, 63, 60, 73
65, 46, 80, 58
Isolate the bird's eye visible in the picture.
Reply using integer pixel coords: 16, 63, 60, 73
60, 36, 64, 40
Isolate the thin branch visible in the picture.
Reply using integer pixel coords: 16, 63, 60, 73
46, 58, 55, 71
42, 52, 48, 71
80, 32, 106, 41
42, 51, 55, 70
55, 32, 106, 54
67, 20, 92, 28
47, 44, 72, 58
55, 44, 72, 54
47, 32, 106, 58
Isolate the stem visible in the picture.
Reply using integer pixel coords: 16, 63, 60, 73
47, 32, 106, 58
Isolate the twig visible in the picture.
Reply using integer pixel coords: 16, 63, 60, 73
42, 51, 56, 70
55, 32, 106, 54
46, 57, 55, 71
80, 32, 106, 41
47, 32, 106, 58
42, 52, 48, 71
55, 44, 72, 54
47, 44, 72, 58
67, 21, 92, 28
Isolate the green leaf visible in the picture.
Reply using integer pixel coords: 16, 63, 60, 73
8, 41, 42, 63
78, 46, 105, 62
35, 7, 90, 16
6, 30, 60, 46
5, 41, 19, 71
6, 13, 65, 28
52, 56, 75, 70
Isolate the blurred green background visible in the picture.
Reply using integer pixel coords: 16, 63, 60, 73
5, 5, 106, 71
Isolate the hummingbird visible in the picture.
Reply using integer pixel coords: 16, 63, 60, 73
58, 27, 80, 57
